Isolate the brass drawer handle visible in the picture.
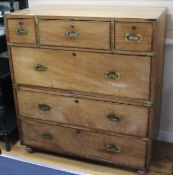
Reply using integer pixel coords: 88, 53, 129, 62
41, 133, 53, 140
16, 28, 28, 36
38, 104, 51, 111
65, 31, 80, 39
34, 64, 47, 72
125, 33, 142, 42
106, 113, 121, 122
105, 71, 121, 79
16, 22, 28, 36
105, 144, 121, 153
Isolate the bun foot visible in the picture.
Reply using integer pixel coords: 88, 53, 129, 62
25, 147, 35, 153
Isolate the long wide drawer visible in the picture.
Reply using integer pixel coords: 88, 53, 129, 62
39, 20, 110, 50
19, 119, 147, 168
17, 89, 149, 137
11, 47, 151, 100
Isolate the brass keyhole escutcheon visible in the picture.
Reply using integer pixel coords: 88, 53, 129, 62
131, 26, 137, 30
70, 24, 75, 28
72, 52, 77, 56
74, 99, 79, 103
19, 21, 23, 26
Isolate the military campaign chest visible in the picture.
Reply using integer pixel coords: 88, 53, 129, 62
5, 6, 166, 172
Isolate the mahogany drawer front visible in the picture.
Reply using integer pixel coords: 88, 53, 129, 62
7, 19, 36, 44
39, 20, 110, 50
115, 22, 153, 52
12, 47, 151, 100
17, 90, 149, 137
20, 119, 147, 168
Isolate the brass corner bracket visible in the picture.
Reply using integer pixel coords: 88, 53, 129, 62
144, 100, 153, 107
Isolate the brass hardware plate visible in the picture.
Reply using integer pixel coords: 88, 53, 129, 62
65, 31, 80, 39
141, 138, 151, 142
125, 33, 143, 42
111, 45, 115, 53
16, 21, 28, 36
111, 19, 115, 53
38, 104, 51, 111
144, 52, 156, 57
34, 64, 47, 72
16, 28, 28, 36
35, 16, 39, 25
111, 18, 115, 24
7, 42, 13, 46
106, 113, 121, 122
105, 144, 121, 153
41, 133, 53, 140
105, 71, 121, 79
35, 16, 40, 47
144, 100, 153, 107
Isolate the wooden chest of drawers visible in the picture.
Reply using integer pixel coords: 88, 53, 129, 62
5, 6, 166, 173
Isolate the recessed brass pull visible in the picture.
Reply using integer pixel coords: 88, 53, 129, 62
125, 33, 142, 42
38, 104, 51, 111
16, 22, 28, 36
105, 144, 121, 153
65, 31, 80, 39
105, 71, 121, 79
106, 113, 121, 122
34, 64, 47, 72
41, 133, 53, 140
16, 28, 28, 36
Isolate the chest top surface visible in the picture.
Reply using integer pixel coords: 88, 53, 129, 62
8, 5, 166, 19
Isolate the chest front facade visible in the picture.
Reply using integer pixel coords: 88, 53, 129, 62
5, 6, 166, 172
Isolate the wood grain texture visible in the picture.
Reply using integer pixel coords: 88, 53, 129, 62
11, 47, 151, 100
39, 20, 111, 50
146, 9, 167, 169
5, 6, 167, 172
8, 5, 166, 20
7, 19, 36, 44
115, 22, 153, 52
15, 85, 148, 107
6, 44, 157, 56
4, 18, 21, 124
17, 89, 149, 137
150, 10, 167, 139
0, 140, 172, 175
20, 118, 147, 169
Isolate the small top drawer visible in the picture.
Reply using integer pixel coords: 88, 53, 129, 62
7, 19, 36, 44
115, 22, 153, 52
39, 20, 111, 50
